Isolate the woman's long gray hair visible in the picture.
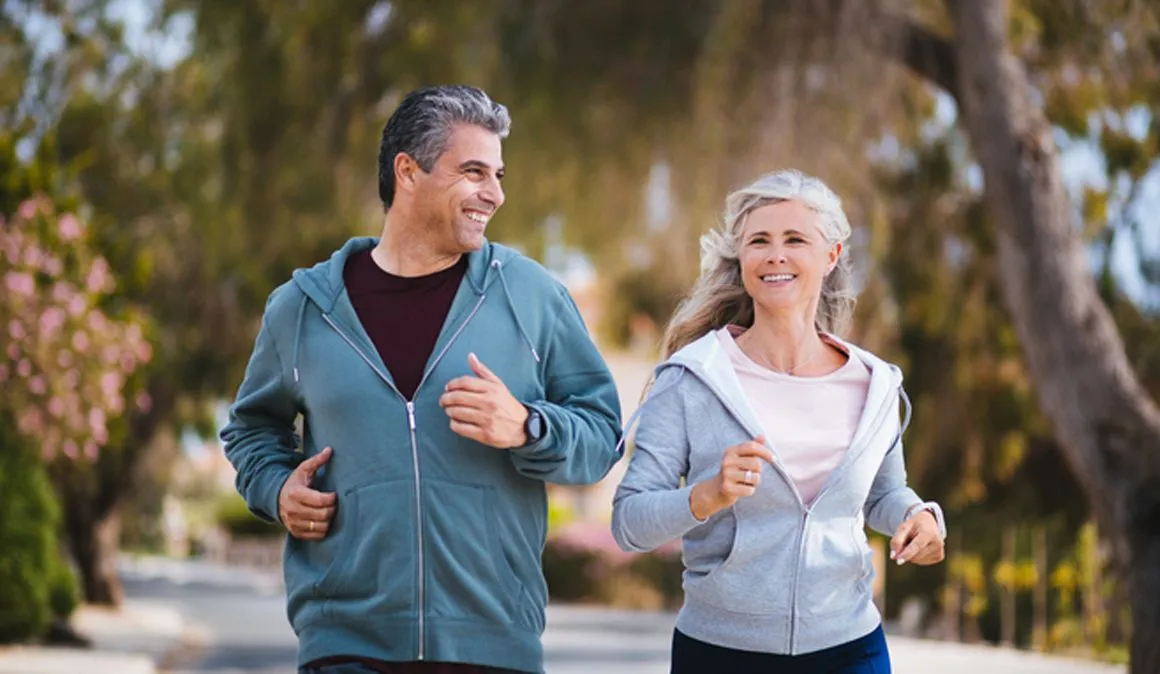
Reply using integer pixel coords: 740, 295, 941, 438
660, 169, 856, 359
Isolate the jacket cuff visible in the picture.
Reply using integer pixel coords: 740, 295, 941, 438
905, 501, 947, 539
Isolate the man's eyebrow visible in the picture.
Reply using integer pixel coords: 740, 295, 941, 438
458, 160, 500, 171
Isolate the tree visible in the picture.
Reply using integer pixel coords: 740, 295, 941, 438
873, 1, 1160, 669
0, 129, 150, 613
14, 6, 1158, 651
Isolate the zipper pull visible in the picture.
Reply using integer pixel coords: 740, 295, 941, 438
406, 401, 416, 431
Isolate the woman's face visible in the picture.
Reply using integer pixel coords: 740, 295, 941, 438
738, 200, 841, 321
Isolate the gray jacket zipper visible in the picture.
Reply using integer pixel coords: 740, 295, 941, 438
674, 367, 808, 507
787, 388, 899, 653
321, 292, 488, 661
789, 510, 808, 652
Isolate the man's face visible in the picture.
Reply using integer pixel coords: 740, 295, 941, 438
411, 124, 505, 254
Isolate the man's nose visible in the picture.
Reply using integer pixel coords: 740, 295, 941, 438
481, 176, 504, 209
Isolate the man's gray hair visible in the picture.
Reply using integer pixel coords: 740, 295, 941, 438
378, 85, 511, 207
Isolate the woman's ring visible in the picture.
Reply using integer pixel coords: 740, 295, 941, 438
744, 469, 754, 484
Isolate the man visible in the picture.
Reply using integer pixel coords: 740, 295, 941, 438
221, 85, 623, 674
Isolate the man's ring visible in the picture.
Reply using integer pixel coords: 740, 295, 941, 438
308, 520, 315, 533
744, 469, 754, 484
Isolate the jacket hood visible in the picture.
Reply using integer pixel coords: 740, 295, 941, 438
620, 330, 910, 454
283, 237, 539, 385
290, 236, 520, 312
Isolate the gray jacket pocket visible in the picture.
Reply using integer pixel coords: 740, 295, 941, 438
686, 507, 798, 615
797, 516, 870, 617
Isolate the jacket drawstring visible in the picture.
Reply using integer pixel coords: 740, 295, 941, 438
899, 386, 913, 435
491, 260, 541, 363
292, 294, 308, 384
888, 385, 913, 450
614, 367, 686, 456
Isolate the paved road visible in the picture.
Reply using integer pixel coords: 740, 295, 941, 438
121, 558, 1125, 674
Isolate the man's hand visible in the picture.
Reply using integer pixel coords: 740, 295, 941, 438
440, 353, 529, 449
278, 446, 337, 541
890, 509, 945, 566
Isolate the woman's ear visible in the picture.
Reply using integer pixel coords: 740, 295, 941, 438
826, 241, 843, 275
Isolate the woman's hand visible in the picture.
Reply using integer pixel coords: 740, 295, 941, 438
689, 437, 774, 520
890, 510, 945, 566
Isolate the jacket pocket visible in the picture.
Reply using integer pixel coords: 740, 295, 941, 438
798, 517, 868, 617
852, 519, 874, 592
317, 479, 416, 617
423, 479, 521, 625
697, 509, 797, 615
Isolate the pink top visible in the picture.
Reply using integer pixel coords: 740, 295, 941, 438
717, 326, 871, 505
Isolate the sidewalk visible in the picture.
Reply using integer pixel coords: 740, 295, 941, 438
0, 583, 1129, 674
0, 600, 191, 674
543, 605, 1128, 674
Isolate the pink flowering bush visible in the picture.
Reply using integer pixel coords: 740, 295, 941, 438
0, 194, 152, 462
543, 522, 683, 610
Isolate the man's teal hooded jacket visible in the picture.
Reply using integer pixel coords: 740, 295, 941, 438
221, 237, 623, 672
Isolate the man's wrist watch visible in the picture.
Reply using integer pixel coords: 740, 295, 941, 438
523, 405, 545, 445
905, 501, 947, 540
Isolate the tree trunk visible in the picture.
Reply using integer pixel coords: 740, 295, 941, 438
1001, 527, 1016, 647
941, 528, 962, 641
54, 377, 177, 606
939, 1, 1160, 671
67, 508, 123, 607
1033, 526, 1047, 651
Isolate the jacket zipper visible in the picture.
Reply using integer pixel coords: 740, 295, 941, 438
786, 387, 898, 653
789, 510, 808, 652
676, 368, 807, 506
321, 292, 488, 661
808, 388, 898, 507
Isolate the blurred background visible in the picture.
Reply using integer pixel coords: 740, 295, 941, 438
1, 0, 1158, 672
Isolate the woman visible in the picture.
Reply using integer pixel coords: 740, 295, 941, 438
611, 169, 945, 674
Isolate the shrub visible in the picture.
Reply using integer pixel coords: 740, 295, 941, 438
47, 558, 80, 619
542, 522, 684, 610
0, 436, 61, 643
214, 493, 283, 539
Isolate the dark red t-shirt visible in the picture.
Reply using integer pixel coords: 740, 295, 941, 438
341, 248, 467, 400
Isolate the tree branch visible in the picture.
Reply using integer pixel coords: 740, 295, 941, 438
901, 20, 960, 100
869, 10, 961, 102
849, 0, 965, 102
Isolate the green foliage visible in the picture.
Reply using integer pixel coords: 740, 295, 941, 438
547, 497, 576, 533
0, 426, 62, 644
541, 542, 596, 603
214, 493, 283, 539
47, 559, 80, 619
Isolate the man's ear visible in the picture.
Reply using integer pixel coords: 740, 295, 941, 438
394, 152, 422, 195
